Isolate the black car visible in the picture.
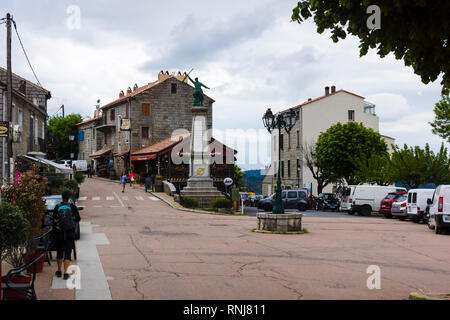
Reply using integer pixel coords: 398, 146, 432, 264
257, 189, 310, 212
315, 193, 340, 211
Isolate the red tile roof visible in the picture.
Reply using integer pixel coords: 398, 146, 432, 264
285, 89, 366, 112
132, 132, 191, 156
76, 115, 102, 127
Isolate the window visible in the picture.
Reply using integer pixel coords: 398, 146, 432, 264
348, 110, 355, 121
142, 127, 149, 139
299, 191, 307, 200
41, 121, 45, 139
78, 131, 85, 142
288, 191, 297, 199
297, 159, 300, 177
171, 83, 177, 94
296, 130, 300, 148
288, 160, 291, 177
111, 132, 115, 145
126, 103, 129, 118
117, 115, 122, 132
288, 133, 291, 149
280, 134, 284, 150
142, 103, 150, 116
35, 118, 38, 144
18, 109, 23, 128
412, 193, 417, 204
110, 109, 115, 121
281, 161, 284, 177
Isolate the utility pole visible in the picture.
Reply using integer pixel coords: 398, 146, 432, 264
6, 13, 13, 184
62, 104, 65, 117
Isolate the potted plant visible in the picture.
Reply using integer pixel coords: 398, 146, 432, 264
0, 202, 30, 300
1, 171, 48, 273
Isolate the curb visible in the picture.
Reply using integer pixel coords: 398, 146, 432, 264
409, 292, 450, 300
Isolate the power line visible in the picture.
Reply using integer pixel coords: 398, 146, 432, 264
11, 17, 43, 87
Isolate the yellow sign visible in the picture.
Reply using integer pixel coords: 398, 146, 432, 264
0, 122, 9, 137
196, 167, 205, 176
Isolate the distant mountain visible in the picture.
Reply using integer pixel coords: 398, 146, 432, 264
244, 169, 265, 194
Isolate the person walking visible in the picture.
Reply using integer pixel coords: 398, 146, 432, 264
120, 172, 127, 193
52, 190, 81, 280
144, 175, 153, 193
87, 164, 92, 178
129, 172, 136, 188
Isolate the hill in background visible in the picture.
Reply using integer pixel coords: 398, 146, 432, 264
244, 169, 265, 194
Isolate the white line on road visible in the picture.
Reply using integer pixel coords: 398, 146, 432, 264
78, 197, 87, 201
92, 197, 100, 201
106, 196, 114, 201
136, 196, 144, 201
94, 205, 103, 208
149, 196, 160, 201
122, 196, 129, 201
113, 192, 125, 208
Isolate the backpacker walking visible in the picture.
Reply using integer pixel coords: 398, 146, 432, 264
52, 190, 81, 280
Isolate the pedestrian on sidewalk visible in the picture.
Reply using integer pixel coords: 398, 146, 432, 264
129, 172, 136, 188
52, 190, 81, 280
144, 174, 153, 193
120, 172, 127, 193
87, 164, 92, 178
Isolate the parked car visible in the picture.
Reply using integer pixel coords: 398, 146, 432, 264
391, 194, 408, 220
351, 185, 407, 216
257, 189, 309, 212
247, 195, 264, 207
58, 160, 72, 168
339, 185, 357, 214
426, 185, 450, 234
406, 189, 436, 223
380, 191, 408, 218
314, 193, 339, 211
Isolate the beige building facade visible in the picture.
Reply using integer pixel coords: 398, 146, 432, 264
263, 86, 395, 196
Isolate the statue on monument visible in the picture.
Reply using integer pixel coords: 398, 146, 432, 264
187, 75, 210, 106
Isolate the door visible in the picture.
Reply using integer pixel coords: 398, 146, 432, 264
286, 191, 298, 209
409, 192, 418, 214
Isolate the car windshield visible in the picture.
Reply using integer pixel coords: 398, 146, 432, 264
384, 194, 397, 200
396, 195, 407, 202
323, 194, 336, 200
45, 198, 62, 210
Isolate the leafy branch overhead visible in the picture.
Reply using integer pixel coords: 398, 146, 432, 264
292, 0, 450, 94
429, 95, 450, 142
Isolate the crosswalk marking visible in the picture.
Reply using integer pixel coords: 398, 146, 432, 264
149, 196, 160, 201
136, 196, 144, 201
92, 197, 100, 201
106, 197, 114, 201
122, 196, 129, 201
78, 197, 87, 201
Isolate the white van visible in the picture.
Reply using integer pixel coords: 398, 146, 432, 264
339, 185, 357, 213
406, 189, 435, 223
427, 185, 450, 234
351, 185, 407, 216
72, 160, 88, 172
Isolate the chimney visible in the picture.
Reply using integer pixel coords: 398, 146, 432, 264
331, 86, 336, 94
133, 84, 139, 91
325, 86, 330, 96
127, 87, 132, 94
119, 90, 124, 98
308, 98, 312, 101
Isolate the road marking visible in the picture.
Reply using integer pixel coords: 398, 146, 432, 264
113, 192, 125, 208
92, 197, 100, 201
94, 205, 103, 208
106, 196, 114, 201
136, 196, 144, 201
149, 196, 160, 201
122, 196, 129, 201
78, 197, 87, 201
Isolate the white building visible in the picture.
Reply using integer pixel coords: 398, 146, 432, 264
262, 86, 395, 196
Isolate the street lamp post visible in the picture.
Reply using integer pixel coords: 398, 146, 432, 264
263, 108, 297, 214
69, 133, 76, 160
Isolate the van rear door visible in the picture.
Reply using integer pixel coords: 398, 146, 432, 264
409, 192, 418, 214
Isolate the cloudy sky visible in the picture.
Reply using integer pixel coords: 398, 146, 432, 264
0, 0, 447, 170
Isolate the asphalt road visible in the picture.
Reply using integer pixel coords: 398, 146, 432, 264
73, 178, 450, 300
244, 206, 381, 218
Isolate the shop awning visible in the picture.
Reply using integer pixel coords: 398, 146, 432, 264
89, 148, 112, 159
114, 151, 129, 158
131, 154, 157, 161
20, 155, 72, 174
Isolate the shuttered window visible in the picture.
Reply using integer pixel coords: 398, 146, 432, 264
142, 103, 150, 116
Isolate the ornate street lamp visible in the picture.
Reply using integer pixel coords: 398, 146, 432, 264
69, 133, 76, 160
263, 108, 297, 214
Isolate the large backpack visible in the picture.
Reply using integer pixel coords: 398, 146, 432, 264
57, 204, 75, 232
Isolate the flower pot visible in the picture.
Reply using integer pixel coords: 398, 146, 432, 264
26, 252, 45, 273
1, 274, 32, 300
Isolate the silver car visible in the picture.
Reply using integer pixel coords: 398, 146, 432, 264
391, 195, 408, 220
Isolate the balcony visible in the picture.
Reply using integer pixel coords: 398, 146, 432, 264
95, 116, 116, 133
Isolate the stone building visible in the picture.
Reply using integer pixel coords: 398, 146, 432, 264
77, 71, 214, 177
262, 86, 396, 197
0, 66, 51, 183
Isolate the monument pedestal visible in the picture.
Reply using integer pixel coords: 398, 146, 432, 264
180, 104, 223, 208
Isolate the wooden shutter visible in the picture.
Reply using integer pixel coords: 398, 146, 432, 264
142, 103, 150, 116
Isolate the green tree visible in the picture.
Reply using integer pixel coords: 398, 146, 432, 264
354, 153, 393, 186
315, 122, 388, 185
429, 95, 450, 142
233, 165, 244, 188
47, 114, 83, 160
390, 143, 450, 188
292, 1, 450, 94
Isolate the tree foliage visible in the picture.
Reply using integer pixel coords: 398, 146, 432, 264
315, 122, 388, 185
1, 171, 48, 253
292, 1, 450, 94
233, 165, 245, 188
390, 143, 450, 189
47, 114, 83, 160
0, 203, 29, 260
353, 153, 393, 186
429, 95, 450, 142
